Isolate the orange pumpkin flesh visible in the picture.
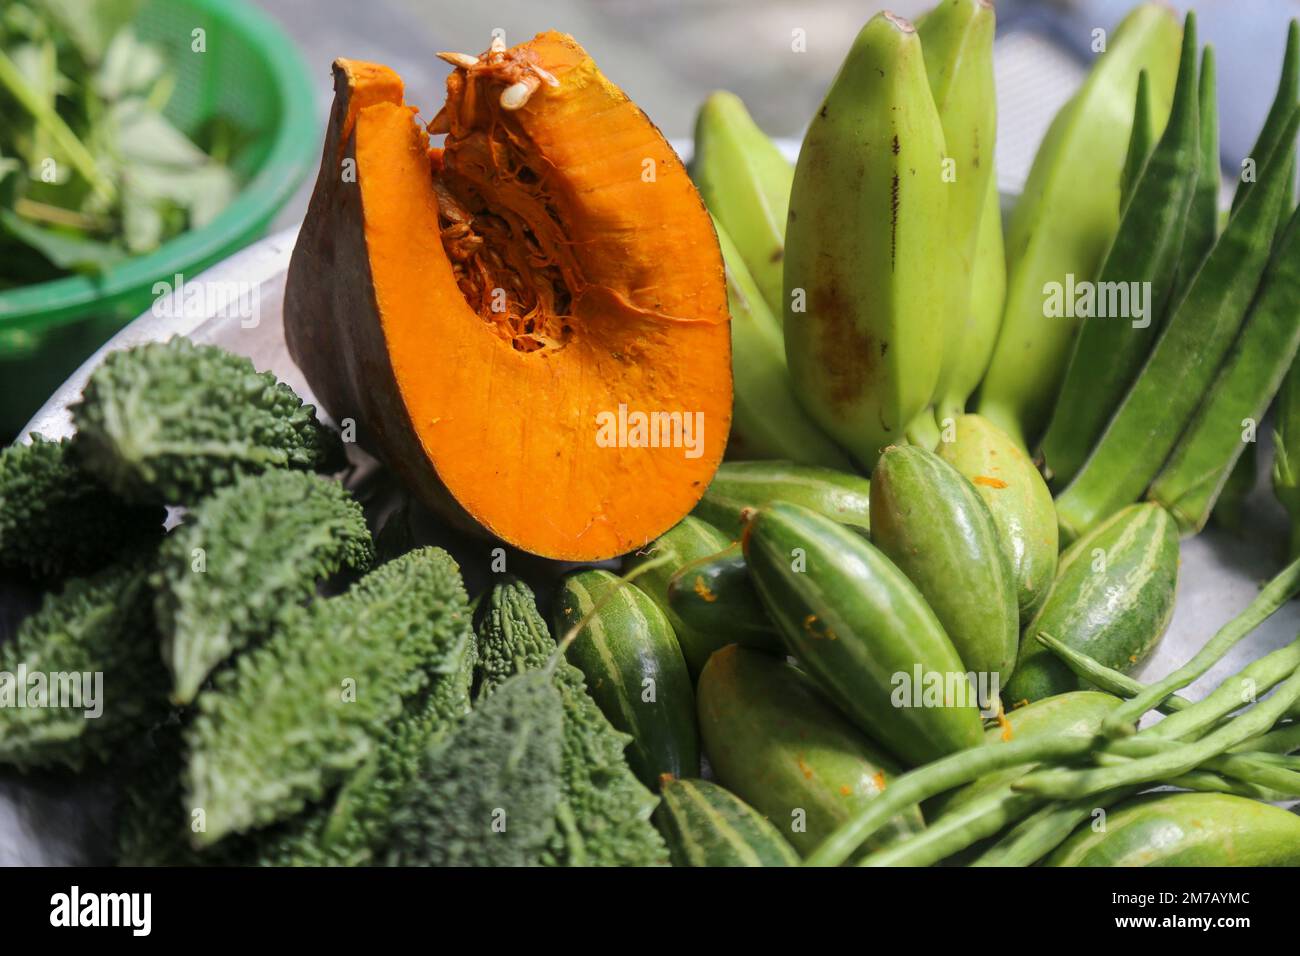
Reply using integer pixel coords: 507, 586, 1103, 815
284, 34, 731, 560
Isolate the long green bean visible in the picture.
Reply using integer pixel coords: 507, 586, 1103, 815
968, 789, 1136, 867
1097, 736, 1300, 794
1035, 632, 1191, 712
1145, 637, 1300, 739
1232, 721, 1300, 754
857, 788, 1041, 867
1017, 663, 1300, 799
804, 735, 1096, 867
1102, 556, 1300, 735
1166, 770, 1291, 800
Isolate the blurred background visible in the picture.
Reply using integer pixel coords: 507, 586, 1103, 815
256, 0, 1300, 224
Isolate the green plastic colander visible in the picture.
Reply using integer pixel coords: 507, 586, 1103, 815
0, 0, 318, 439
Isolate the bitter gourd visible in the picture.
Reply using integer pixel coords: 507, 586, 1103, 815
252, 636, 477, 866
154, 470, 374, 704
116, 638, 477, 867
183, 546, 473, 846
0, 437, 162, 579
387, 669, 565, 867
0, 558, 167, 771
71, 337, 344, 505
475, 578, 667, 867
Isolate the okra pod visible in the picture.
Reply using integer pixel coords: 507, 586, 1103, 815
1171, 46, 1220, 293
1053, 107, 1300, 542
1038, 16, 1200, 488
1275, 358, 1300, 559
1149, 204, 1300, 532
1118, 69, 1155, 213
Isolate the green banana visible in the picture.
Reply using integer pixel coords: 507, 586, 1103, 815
940, 166, 1006, 424
692, 91, 792, 320
918, 0, 998, 426
784, 11, 950, 468
975, 3, 1182, 449
715, 219, 853, 468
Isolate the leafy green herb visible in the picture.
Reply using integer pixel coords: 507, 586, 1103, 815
0, 0, 239, 284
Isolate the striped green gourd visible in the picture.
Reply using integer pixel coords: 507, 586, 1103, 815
554, 569, 698, 788
870, 444, 1018, 688
693, 460, 871, 537
1047, 792, 1300, 866
625, 516, 733, 677
666, 543, 781, 655
655, 778, 800, 867
1005, 503, 1180, 705
743, 501, 985, 766
936, 414, 1058, 622
696, 644, 923, 856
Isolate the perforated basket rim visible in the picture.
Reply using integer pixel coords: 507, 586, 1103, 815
0, 0, 318, 330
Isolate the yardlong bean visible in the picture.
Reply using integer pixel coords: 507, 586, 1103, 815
1017, 664, 1300, 799
1146, 637, 1300, 739
1035, 632, 1191, 713
804, 735, 1096, 867
1102, 556, 1300, 735
858, 788, 1040, 867
968, 789, 1136, 867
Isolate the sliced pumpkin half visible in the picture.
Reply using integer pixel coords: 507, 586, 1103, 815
285, 33, 731, 560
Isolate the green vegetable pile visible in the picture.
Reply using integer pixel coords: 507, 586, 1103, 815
6, 0, 1300, 870
0, 0, 239, 286
0, 336, 669, 866
613, 0, 1300, 868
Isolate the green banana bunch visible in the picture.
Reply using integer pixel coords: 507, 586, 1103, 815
917, 0, 998, 429
784, 11, 950, 468
975, 3, 1183, 449
692, 91, 793, 320
942, 178, 1006, 424
715, 218, 853, 468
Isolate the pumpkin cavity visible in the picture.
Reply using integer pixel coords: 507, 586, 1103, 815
432, 43, 575, 354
